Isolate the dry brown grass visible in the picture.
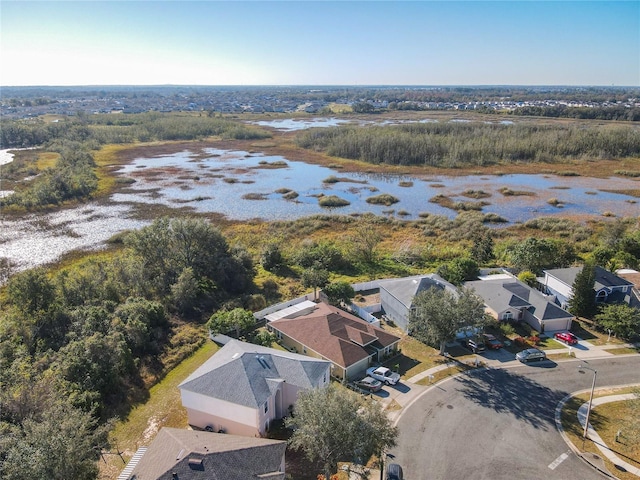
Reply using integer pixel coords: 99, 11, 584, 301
561, 388, 640, 480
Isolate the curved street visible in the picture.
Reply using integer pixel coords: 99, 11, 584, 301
388, 356, 640, 480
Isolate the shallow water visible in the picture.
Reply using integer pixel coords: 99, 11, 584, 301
2, 146, 638, 274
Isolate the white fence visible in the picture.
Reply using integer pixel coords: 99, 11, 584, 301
253, 293, 316, 320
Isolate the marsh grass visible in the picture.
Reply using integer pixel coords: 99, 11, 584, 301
366, 193, 399, 206
318, 195, 350, 207
498, 187, 536, 196
461, 189, 492, 199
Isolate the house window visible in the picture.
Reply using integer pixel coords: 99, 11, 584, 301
596, 291, 607, 303
303, 347, 307, 354
264, 402, 268, 414
503, 311, 513, 321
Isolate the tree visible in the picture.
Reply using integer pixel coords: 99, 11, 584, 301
207, 308, 255, 338
470, 228, 495, 265
568, 262, 597, 318
286, 384, 397, 480
508, 237, 575, 274
301, 266, 329, 301
408, 287, 485, 354
594, 304, 640, 340
517, 270, 537, 287
0, 401, 108, 480
349, 219, 382, 264
436, 257, 479, 286
323, 281, 355, 306
170, 267, 200, 314
260, 243, 285, 272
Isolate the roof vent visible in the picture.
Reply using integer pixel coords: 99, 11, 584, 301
188, 457, 204, 470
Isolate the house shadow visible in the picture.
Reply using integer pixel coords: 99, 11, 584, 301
453, 368, 565, 430
390, 382, 412, 394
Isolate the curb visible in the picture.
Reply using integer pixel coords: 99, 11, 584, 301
554, 384, 640, 479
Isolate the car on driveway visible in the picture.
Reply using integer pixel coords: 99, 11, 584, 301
554, 331, 578, 345
353, 376, 383, 392
516, 348, 547, 363
366, 366, 401, 385
461, 337, 486, 353
482, 333, 503, 349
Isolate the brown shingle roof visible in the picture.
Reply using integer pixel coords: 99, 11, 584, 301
270, 303, 400, 368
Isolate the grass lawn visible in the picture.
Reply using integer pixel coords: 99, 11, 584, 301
99, 341, 219, 480
561, 388, 640, 480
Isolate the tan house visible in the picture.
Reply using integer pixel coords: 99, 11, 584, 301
268, 302, 401, 381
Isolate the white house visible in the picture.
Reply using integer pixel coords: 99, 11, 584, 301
543, 266, 635, 310
179, 339, 331, 437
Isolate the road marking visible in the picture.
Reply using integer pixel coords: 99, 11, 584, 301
548, 452, 569, 470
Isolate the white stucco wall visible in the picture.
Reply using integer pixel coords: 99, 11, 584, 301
180, 389, 258, 433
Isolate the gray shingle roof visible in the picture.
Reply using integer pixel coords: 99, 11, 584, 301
128, 427, 286, 480
466, 278, 572, 322
545, 266, 633, 291
378, 274, 458, 308
179, 340, 330, 408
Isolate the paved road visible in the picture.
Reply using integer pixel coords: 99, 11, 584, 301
391, 356, 640, 480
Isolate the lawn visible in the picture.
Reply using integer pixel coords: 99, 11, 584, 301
99, 341, 219, 480
561, 388, 640, 480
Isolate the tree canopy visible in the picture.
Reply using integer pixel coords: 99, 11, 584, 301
568, 262, 597, 318
408, 286, 486, 354
594, 304, 640, 340
286, 384, 397, 480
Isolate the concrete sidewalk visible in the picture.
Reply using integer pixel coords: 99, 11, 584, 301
577, 394, 640, 477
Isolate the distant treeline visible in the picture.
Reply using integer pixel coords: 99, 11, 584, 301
296, 122, 640, 167
0, 113, 271, 209
0, 112, 271, 149
507, 105, 640, 122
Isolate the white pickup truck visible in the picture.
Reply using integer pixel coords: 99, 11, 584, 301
366, 366, 401, 385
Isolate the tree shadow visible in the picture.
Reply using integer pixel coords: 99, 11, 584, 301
453, 368, 565, 430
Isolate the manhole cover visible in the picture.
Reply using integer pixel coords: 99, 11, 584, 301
447, 405, 453, 409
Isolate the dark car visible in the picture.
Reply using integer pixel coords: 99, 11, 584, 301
386, 463, 404, 480
466, 338, 486, 353
554, 331, 579, 345
516, 348, 547, 363
483, 333, 503, 349
353, 376, 383, 392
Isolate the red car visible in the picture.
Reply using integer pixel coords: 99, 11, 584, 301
482, 333, 503, 349
554, 331, 578, 345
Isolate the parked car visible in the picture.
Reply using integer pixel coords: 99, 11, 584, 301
482, 333, 503, 349
464, 338, 486, 353
353, 376, 383, 392
386, 463, 404, 480
366, 366, 401, 385
516, 348, 547, 363
554, 331, 578, 345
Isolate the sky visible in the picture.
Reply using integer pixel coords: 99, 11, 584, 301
1, 1, 638, 87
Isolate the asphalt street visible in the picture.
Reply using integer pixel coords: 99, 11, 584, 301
390, 356, 640, 480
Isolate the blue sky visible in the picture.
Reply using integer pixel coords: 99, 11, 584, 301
1, 1, 638, 86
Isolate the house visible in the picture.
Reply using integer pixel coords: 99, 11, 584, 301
543, 266, 635, 310
378, 274, 458, 332
268, 302, 401, 381
118, 427, 286, 480
465, 276, 573, 333
179, 339, 330, 437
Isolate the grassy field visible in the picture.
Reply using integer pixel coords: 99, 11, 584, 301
99, 341, 219, 480
561, 387, 640, 480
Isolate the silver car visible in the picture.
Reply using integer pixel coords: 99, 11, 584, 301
516, 348, 546, 363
